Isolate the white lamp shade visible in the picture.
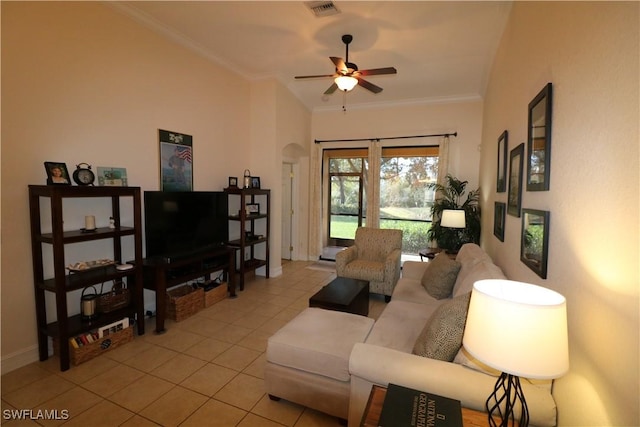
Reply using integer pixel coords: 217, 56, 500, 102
463, 279, 569, 379
441, 209, 466, 228
335, 75, 358, 92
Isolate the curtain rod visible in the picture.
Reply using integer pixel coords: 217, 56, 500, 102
314, 132, 457, 144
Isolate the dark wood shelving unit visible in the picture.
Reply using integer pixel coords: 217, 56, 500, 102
224, 187, 270, 290
28, 185, 145, 371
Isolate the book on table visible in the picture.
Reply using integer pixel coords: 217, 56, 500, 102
378, 383, 463, 427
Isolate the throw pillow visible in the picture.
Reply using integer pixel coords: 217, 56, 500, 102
421, 253, 461, 299
412, 292, 471, 361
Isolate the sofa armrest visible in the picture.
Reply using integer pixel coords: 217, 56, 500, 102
348, 343, 558, 427
336, 245, 357, 274
384, 248, 402, 280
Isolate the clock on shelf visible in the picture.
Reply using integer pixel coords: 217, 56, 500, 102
72, 163, 95, 186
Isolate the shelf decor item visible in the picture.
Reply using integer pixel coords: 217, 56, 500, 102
97, 167, 128, 186
228, 176, 238, 188
72, 163, 96, 186
159, 129, 193, 191
80, 286, 99, 321
251, 176, 261, 189
243, 169, 252, 188
246, 203, 260, 215
44, 161, 71, 185
97, 280, 131, 314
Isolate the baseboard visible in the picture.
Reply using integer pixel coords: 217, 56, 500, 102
1, 344, 42, 375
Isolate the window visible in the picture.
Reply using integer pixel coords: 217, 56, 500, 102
379, 146, 439, 254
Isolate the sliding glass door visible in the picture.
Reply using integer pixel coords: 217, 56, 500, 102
323, 145, 439, 253
326, 149, 368, 246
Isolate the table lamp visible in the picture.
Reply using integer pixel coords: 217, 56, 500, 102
440, 209, 466, 253
463, 279, 569, 427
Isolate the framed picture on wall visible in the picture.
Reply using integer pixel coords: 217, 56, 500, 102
159, 129, 193, 191
497, 130, 508, 192
494, 202, 506, 242
521, 208, 550, 279
507, 143, 524, 217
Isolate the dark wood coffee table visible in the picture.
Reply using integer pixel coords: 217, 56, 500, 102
309, 277, 369, 316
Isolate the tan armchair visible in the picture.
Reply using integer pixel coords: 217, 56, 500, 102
335, 227, 403, 301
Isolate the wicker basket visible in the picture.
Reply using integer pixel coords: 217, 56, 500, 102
166, 285, 204, 321
54, 327, 133, 365
97, 281, 130, 313
204, 282, 227, 307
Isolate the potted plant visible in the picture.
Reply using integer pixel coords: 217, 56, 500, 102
427, 174, 481, 252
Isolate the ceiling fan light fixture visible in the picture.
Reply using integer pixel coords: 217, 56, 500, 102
335, 75, 358, 92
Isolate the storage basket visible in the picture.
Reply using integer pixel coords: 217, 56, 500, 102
204, 282, 227, 307
97, 281, 131, 313
166, 285, 204, 321
54, 327, 133, 366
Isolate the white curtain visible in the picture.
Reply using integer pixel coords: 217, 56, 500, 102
366, 139, 382, 229
437, 135, 450, 186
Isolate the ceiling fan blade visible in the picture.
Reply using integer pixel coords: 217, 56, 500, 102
358, 67, 397, 76
330, 56, 348, 74
295, 74, 335, 79
324, 83, 338, 95
357, 78, 383, 94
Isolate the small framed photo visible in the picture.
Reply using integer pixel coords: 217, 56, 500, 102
507, 143, 524, 217
497, 130, 508, 193
251, 176, 261, 189
44, 162, 71, 185
521, 208, 550, 279
97, 167, 128, 186
228, 176, 238, 188
493, 202, 506, 242
246, 203, 260, 215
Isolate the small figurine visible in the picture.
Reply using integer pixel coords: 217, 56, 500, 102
109, 217, 116, 229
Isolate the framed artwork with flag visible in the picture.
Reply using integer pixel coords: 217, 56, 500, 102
159, 129, 193, 191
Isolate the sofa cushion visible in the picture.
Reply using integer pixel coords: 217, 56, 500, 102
267, 308, 374, 382
421, 253, 461, 299
412, 292, 471, 361
452, 260, 506, 298
340, 259, 385, 282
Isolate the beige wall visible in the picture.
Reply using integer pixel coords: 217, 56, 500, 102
480, 2, 639, 425
1, 2, 268, 371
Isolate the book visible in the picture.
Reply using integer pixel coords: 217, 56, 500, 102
378, 384, 463, 427
98, 317, 130, 338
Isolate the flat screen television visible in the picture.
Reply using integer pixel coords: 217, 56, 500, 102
144, 191, 228, 260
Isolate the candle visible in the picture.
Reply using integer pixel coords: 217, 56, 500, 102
85, 215, 96, 230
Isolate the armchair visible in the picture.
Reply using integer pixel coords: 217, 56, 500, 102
335, 227, 403, 301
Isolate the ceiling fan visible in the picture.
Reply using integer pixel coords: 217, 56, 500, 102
295, 34, 397, 95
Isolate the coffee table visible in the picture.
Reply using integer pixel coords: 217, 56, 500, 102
309, 276, 369, 316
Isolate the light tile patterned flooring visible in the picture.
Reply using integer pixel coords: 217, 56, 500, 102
1, 261, 387, 426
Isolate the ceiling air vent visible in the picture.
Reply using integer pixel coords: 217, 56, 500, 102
305, 1, 340, 18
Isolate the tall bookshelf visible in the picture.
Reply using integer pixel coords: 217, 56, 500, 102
224, 187, 270, 290
28, 185, 145, 371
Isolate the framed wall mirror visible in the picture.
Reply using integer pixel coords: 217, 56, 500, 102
527, 83, 553, 191
520, 208, 550, 279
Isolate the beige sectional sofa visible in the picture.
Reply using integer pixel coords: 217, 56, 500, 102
348, 243, 558, 426
266, 243, 558, 426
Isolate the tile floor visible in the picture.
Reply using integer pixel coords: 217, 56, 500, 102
1, 261, 387, 426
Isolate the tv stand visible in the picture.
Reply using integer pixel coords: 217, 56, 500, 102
136, 246, 235, 333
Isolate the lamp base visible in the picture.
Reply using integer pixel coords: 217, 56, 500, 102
486, 373, 529, 427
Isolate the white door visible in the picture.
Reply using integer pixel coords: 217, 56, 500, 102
281, 163, 293, 260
